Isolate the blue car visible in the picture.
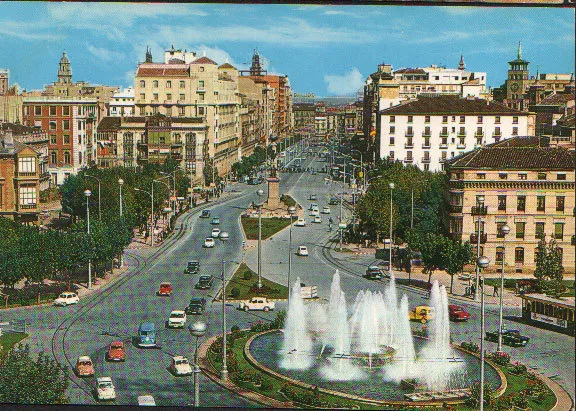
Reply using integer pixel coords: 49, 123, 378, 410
138, 322, 157, 348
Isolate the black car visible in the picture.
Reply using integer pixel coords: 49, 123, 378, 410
329, 197, 339, 205
200, 210, 211, 218
185, 297, 207, 315
485, 329, 530, 347
184, 261, 200, 275
195, 275, 214, 290
364, 266, 383, 280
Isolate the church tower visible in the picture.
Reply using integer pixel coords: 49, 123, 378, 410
506, 42, 530, 103
250, 49, 263, 76
145, 46, 153, 63
57, 51, 72, 84
458, 55, 465, 71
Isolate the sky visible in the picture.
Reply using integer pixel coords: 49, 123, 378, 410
0, 3, 574, 97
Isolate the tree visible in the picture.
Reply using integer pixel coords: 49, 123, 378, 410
411, 232, 448, 286
534, 237, 565, 296
442, 240, 474, 294
0, 345, 69, 404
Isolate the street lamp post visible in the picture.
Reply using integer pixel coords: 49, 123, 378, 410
287, 206, 296, 303
188, 322, 207, 407
389, 182, 395, 277
219, 231, 229, 381
160, 171, 177, 219
85, 174, 101, 220
256, 189, 264, 289
135, 187, 154, 246
497, 223, 510, 354
476, 255, 490, 411
474, 195, 485, 301
153, 179, 172, 230
118, 179, 124, 268
84, 189, 92, 289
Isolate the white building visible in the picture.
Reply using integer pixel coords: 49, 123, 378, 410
378, 95, 534, 172
108, 87, 134, 117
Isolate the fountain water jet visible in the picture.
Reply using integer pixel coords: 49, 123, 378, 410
280, 278, 313, 370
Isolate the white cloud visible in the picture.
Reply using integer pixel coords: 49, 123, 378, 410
324, 68, 364, 96
194, 45, 238, 67
87, 45, 125, 62
124, 70, 135, 88
0, 20, 63, 41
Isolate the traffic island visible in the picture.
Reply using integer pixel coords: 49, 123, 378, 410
224, 263, 288, 301
241, 217, 292, 240
0, 331, 28, 352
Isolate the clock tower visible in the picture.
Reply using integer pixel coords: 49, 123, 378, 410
506, 42, 530, 103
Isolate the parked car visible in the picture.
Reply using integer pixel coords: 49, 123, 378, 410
309, 202, 319, 211
137, 322, 157, 348
364, 266, 383, 280
310, 209, 320, 217
96, 377, 116, 401
211, 217, 220, 225
167, 310, 187, 328
200, 209, 211, 218
309, 194, 317, 200
53, 292, 79, 306
485, 329, 530, 347
169, 356, 193, 376
313, 215, 322, 223
329, 197, 339, 205
295, 218, 306, 227
137, 395, 156, 406
76, 356, 95, 377
195, 275, 214, 290
184, 260, 200, 274
297, 245, 309, 256
185, 297, 207, 315
106, 341, 126, 362
211, 228, 221, 238
204, 237, 215, 248
409, 306, 435, 323
448, 305, 471, 322
158, 282, 173, 296
322, 206, 331, 214
238, 296, 275, 312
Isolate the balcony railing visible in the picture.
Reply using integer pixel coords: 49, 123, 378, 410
422, 132, 431, 137
18, 171, 37, 177
405, 142, 414, 148
421, 157, 431, 163
19, 203, 37, 210
405, 132, 414, 137
439, 143, 448, 149
471, 205, 488, 215
450, 204, 463, 213
457, 133, 466, 138
470, 233, 487, 244
440, 132, 449, 137
404, 158, 414, 163
457, 142, 466, 149
475, 132, 485, 138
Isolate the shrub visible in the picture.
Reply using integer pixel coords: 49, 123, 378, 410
509, 361, 528, 376
510, 392, 529, 408
269, 310, 286, 330
230, 325, 240, 333
243, 270, 252, 280
465, 382, 495, 408
491, 351, 511, 366
260, 378, 273, 391
230, 287, 240, 298
460, 341, 479, 353
250, 320, 269, 333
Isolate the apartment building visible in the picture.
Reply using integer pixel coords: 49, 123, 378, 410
22, 97, 98, 185
0, 69, 23, 124
293, 103, 315, 131
0, 129, 41, 224
448, 136, 575, 275
108, 87, 135, 117
378, 95, 534, 171
238, 76, 274, 157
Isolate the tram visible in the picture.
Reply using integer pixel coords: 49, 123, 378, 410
521, 293, 575, 336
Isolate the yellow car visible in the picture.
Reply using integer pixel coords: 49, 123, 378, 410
409, 306, 435, 323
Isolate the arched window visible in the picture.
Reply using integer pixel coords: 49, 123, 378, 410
63, 151, 71, 164
515, 247, 524, 264
50, 151, 57, 164
140, 80, 145, 87
153, 80, 159, 88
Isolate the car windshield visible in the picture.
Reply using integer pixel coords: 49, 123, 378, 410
171, 313, 185, 318
79, 361, 92, 366
99, 382, 113, 389
141, 330, 152, 336
59, 294, 68, 298
176, 359, 188, 365
111, 344, 122, 349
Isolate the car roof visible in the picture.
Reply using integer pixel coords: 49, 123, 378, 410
368, 266, 380, 270
199, 275, 212, 279
78, 356, 92, 362
161, 282, 171, 285
139, 322, 155, 330
138, 395, 156, 405
171, 310, 185, 314
188, 260, 199, 264
448, 304, 462, 309
97, 377, 112, 383
110, 340, 123, 345
190, 297, 204, 302
172, 355, 187, 361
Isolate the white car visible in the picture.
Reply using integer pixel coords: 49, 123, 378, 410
238, 297, 276, 312
53, 292, 79, 306
138, 395, 156, 406
308, 202, 319, 211
167, 310, 187, 328
169, 356, 193, 376
295, 218, 306, 227
96, 377, 116, 401
313, 215, 322, 224
310, 209, 320, 217
204, 237, 215, 248
322, 207, 331, 214
297, 245, 309, 256
211, 228, 221, 238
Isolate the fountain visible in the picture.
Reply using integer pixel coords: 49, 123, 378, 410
280, 278, 313, 370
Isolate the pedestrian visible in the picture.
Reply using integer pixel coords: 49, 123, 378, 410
493, 285, 499, 297
470, 283, 476, 297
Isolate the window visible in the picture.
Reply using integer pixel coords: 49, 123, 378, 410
496, 246, 504, 263
407, 115, 413, 123
458, 127, 465, 135
50, 151, 57, 164
494, 127, 501, 137
166, 106, 172, 116
198, 107, 205, 116
516, 222, 525, 239
389, 137, 395, 146
153, 93, 159, 101
477, 173, 486, 179
49, 122, 56, 131
554, 196, 565, 212
535, 222, 545, 239
513, 116, 518, 124
517, 195, 526, 211
459, 116, 465, 123
515, 247, 525, 264
424, 164, 430, 171
554, 222, 564, 240
441, 151, 447, 160
139, 106, 145, 115
200, 67, 204, 72
389, 126, 395, 134
50, 106, 57, 116
166, 80, 172, 88
536, 196, 545, 211
557, 173, 566, 181
180, 80, 185, 88
495, 116, 501, 124
424, 115, 430, 123
34, 106, 42, 115
167, 93, 172, 101
139, 93, 145, 100
179, 106, 185, 116
50, 134, 57, 144
424, 126, 431, 136
63, 120, 70, 130
18, 157, 36, 173
512, 127, 518, 135
179, 93, 185, 101
518, 173, 527, 180
199, 80, 205, 88
152, 106, 159, 115
63, 151, 71, 164
498, 195, 507, 211
406, 151, 413, 161
389, 151, 394, 159
140, 80, 145, 87
199, 94, 204, 101
63, 135, 70, 144
390, 116, 395, 123
19, 186, 37, 206
407, 126, 413, 136
477, 116, 483, 123
537, 172, 546, 180
442, 116, 448, 123
78, 135, 81, 145
476, 126, 483, 135
499, 173, 507, 180
153, 80, 159, 88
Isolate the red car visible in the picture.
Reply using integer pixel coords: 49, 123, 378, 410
448, 305, 471, 322
106, 341, 126, 362
158, 282, 173, 296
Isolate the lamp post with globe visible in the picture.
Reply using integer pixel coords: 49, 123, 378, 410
477, 255, 490, 411
219, 231, 230, 381
84, 189, 92, 289
188, 321, 206, 407
497, 223, 510, 354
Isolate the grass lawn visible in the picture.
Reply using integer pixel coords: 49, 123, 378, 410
484, 278, 574, 297
225, 263, 288, 300
0, 332, 28, 352
280, 194, 296, 208
242, 217, 292, 240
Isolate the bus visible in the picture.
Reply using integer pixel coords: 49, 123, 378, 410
521, 293, 575, 336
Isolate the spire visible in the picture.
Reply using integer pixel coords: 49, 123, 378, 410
517, 41, 522, 60
458, 54, 465, 71
57, 50, 72, 84
250, 48, 263, 76
145, 46, 152, 63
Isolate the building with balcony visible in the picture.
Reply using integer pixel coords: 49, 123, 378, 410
0, 129, 41, 224
447, 136, 575, 275
108, 87, 135, 117
378, 95, 534, 171
292, 102, 315, 132
238, 76, 275, 157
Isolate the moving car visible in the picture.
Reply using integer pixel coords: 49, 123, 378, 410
137, 322, 157, 348
322, 206, 331, 214
309, 194, 317, 200
211, 217, 220, 225
76, 356, 95, 377
238, 297, 275, 312
185, 297, 207, 315
106, 341, 126, 362
485, 329, 530, 347
295, 218, 306, 227
409, 306, 435, 323
167, 310, 187, 328
96, 377, 116, 401
169, 356, 193, 376
53, 292, 79, 306
309, 202, 319, 211
364, 266, 383, 280
297, 245, 309, 256
448, 305, 471, 322
158, 282, 173, 296
195, 275, 214, 290
184, 260, 200, 274
329, 197, 339, 205
204, 237, 215, 248
313, 215, 322, 223
310, 209, 320, 217
200, 209, 211, 218
211, 228, 221, 238
137, 395, 156, 406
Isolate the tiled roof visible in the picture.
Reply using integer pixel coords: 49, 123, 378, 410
192, 56, 217, 65
97, 117, 121, 131
168, 58, 185, 64
557, 113, 575, 127
136, 67, 189, 77
395, 68, 427, 75
539, 93, 575, 106
380, 95, 526, 115
0, 122, 41, 135
448, 136, 575, 170
218, 62, 236, 69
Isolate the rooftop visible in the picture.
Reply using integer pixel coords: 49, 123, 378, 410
380, 95, 526, 115
192, 56, 217, 65
136, 66, 190, 77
